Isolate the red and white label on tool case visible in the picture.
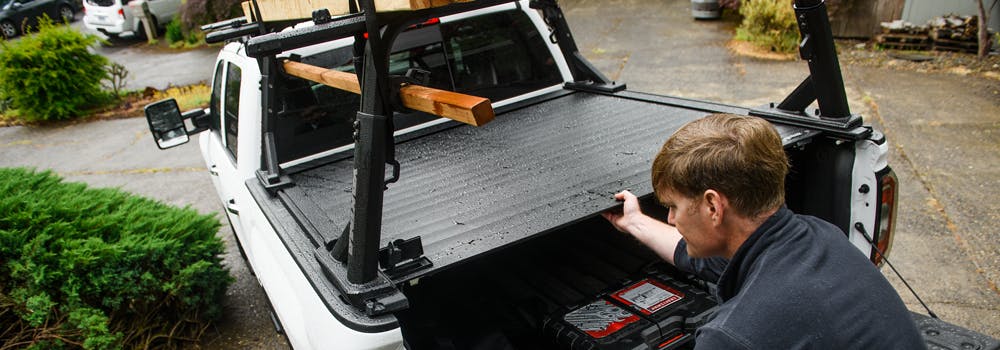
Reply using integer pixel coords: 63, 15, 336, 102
611, 279, 685, 315
564, 300, 641, 339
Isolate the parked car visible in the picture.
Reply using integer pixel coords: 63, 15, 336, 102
81, 0, 179, 39
0, 0, 77, 39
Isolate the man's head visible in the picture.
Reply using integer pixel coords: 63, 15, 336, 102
652, 114, 788, 257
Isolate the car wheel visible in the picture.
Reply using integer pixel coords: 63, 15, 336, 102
0, 21, 17, 39
58, 5, 75, 23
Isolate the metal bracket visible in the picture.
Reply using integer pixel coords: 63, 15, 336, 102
750, 104, 870, 140
315, 249, 409, 317
312, 8, 333, 24
388, 68, 431, 113
255, 169, 294, 192
378, 237, 432, 280
378, 237, 424, 268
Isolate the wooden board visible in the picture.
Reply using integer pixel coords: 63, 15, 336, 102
282, 60, 494, 127
242, 0, 350, 22
242, 0, 472, 22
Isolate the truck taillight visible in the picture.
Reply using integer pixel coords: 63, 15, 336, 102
871, 169, 898, 266
118, 8, 124, 17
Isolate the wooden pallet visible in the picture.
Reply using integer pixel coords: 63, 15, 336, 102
876, 33, 930, 51
932, 38, 978, 53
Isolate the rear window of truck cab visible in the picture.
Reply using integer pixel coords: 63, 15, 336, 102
273, 9, 562, 164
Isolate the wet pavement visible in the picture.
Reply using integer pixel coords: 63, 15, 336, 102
67, 14, 218, 90
1, 0, 997, 347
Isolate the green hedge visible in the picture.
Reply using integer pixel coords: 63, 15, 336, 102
0, 19, 110, 122
0, 168, 231, 349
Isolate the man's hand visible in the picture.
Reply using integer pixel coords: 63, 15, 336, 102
601, 190, 684, 265
601, 190, 647, 236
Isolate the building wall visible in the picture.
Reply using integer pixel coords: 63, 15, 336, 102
902, 0, 1000, 32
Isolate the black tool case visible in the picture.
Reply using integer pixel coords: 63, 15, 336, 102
544, 273, 717, 350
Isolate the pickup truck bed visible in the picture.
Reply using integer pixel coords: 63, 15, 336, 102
249, 89, 818, 285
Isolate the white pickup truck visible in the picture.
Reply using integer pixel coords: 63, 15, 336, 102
142, 0, 1000, 349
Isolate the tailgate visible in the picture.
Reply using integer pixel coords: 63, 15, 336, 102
288, 90, 816, 281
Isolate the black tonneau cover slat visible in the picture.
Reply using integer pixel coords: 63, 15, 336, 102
289, 91, 815, 281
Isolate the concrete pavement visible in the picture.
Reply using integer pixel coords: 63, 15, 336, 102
1, 0, 997, 347
67, 13, 218, 90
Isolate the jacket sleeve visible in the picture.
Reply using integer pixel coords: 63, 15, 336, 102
672, 239, 728, 282
693, 325, 752, 350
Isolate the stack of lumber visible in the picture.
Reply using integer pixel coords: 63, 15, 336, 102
928, 14, 980, 53
876, 20, 930, 50
242, 0, 471, 23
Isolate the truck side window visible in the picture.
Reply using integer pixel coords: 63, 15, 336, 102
440, 10, 561, 100
224, 63, 241, 160
209, 62, 224, 132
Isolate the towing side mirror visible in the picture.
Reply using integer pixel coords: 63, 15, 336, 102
144, 98, 189, 149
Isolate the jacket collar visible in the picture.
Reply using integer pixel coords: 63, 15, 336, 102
715, 206, 792, 301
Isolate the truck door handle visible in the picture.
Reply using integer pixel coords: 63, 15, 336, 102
209, 164, 219, 176
226, 199, 239, 215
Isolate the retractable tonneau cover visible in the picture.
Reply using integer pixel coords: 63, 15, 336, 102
250, 89, 818, 285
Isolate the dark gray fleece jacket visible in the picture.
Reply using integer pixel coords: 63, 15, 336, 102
673, 207, 925, 349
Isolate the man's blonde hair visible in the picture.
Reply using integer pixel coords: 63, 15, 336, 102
652, 114, 789, 218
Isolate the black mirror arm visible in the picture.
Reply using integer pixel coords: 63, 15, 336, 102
182, 108, 210, 134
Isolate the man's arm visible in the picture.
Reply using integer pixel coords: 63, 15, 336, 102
601, 190, 683, 265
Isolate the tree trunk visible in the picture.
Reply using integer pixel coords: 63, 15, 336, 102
978, 0, 990, 59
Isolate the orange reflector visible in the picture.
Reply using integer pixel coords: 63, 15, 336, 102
872, 169, 898, 266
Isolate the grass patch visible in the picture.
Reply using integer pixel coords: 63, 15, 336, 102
153, 84, 211, 111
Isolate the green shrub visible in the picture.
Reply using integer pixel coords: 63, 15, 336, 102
0, 19, 111, 122
165, 18, 184, 45
735, 0, 800, 53
0, 168, 231, 349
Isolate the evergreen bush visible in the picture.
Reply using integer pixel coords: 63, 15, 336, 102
0, 168, 231, 349
735, 0, 800, 53
0, 19, 111, 122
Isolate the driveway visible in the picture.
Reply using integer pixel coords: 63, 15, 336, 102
67, 13, 218, 90
1, 0, 997, 347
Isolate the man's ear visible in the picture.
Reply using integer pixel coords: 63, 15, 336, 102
703, 189, 726, 224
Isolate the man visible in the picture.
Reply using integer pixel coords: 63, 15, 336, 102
602, 114, 925, 349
